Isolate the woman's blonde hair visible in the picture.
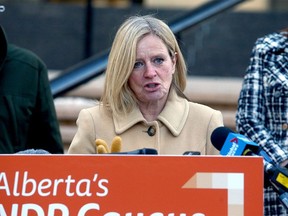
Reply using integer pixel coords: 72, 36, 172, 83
101, 15, 187, 118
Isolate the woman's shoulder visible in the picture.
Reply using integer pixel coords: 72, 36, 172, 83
188, 101, 219, 113
186, 101, 223, 126
187, 101, 223, 119
79, 103, 112, 119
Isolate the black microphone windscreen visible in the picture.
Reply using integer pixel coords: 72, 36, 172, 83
111, 148, 158, 155
210, 126, 234, 151
183, 151, 201, 155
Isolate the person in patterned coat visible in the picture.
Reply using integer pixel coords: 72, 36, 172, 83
236, 27, 288, 215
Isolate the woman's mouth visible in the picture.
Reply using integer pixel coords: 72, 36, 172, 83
144, 83, 160, 91
146, 83, 157, 88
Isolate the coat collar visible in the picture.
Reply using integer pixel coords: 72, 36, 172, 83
113, 89, 189, 136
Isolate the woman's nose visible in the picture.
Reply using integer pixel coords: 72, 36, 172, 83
144, 63, 157, 78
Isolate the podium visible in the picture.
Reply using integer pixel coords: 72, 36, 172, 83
0, 155, 263, 216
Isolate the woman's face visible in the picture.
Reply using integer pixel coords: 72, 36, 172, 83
128, 34, 176, 105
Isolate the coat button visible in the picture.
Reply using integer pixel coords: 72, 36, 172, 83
282, 123, 288, 130
147, 126, 156, 136
274, 91, 281, 98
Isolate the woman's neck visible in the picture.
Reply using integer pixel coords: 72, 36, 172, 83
138, 99, 167, 122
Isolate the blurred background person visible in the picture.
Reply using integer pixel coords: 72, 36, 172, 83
68, 15, 223, 155
0, 25, 63, 154
236, 27, 288, 215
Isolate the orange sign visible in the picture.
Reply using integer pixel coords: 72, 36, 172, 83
0, 155, 263, 216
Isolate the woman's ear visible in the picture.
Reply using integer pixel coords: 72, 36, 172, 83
172, 52, 177, 74
173, 52, 178, 64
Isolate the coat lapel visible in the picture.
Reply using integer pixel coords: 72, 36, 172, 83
113, 89, 189, 136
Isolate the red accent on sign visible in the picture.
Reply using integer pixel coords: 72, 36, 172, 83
230, 137, 238, 144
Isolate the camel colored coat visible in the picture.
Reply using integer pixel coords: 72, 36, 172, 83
68, 90, 223, 155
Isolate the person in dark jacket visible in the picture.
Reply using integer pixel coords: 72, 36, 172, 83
0, 25, 63, 154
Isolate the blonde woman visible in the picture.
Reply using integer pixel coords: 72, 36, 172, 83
68, 15, 223, 155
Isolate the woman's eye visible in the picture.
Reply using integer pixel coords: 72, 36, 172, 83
134, 61, 143, 69
154, 58, 164, 65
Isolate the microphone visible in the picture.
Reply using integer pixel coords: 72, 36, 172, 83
210, 126, 259, 156
15, 149, 51, 154
111, 148, 158, 155
183, 151, 201, 155
210, 126, 288, 209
